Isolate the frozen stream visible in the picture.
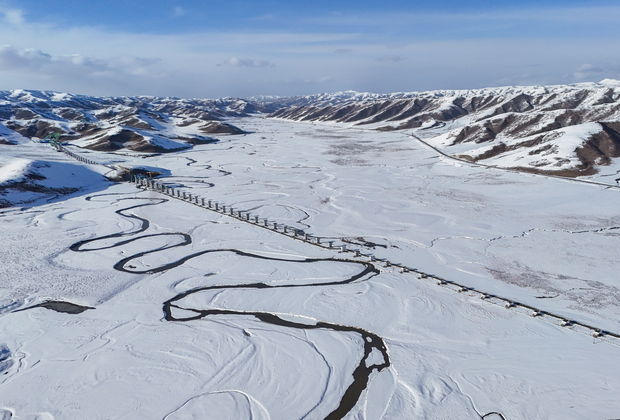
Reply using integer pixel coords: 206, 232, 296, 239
68, 192, 389, 420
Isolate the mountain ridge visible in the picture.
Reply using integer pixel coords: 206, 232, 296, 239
2, 81, 620, 177
267, 80, 620, 177
0, 90, 255, 153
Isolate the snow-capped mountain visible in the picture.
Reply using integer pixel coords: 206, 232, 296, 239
269, 80, 620, 177
3, 81, 620, 177
0, 90, 252, 152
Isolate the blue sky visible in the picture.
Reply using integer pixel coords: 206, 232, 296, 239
0, 0, 619, 98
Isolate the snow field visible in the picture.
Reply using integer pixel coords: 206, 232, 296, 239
1, 117, 620, 419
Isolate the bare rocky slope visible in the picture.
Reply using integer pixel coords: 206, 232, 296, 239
268, 80, 620, 177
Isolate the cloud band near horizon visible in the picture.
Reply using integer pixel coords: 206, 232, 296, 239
0, 4, 618, 99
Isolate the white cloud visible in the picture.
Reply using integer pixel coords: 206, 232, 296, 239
0, 46, 51, 70
222, 57, 275, 68
0, 5, 618, 98
574, 63, 604, 80
173, 7, 186, 17
3, 9, 25, 26
108, 56, 163, 74
576, 63, 604, 73
0, 45, 162, 83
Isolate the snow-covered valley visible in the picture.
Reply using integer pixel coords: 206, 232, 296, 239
1, 104, 620, 419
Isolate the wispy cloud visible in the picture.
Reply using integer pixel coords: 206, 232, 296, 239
221, 57, 275, 68
302, 6, 620, 27
0, 45, 163, 81
3, 9, 25, 26
376, 55, 405, 63
0, 4, 618, 98
173, 7, 186, 17
574, 63, 606, 81
284, 76, 335, 85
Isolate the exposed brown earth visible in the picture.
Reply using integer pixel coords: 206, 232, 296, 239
83, 129, 189, 153
56, 108, 85, 121
14, 108, 40, 120
117, 116, 154, 130
574, 122, 620, 171
27, 301, 95, 314
85, 129, 146, 151
199, 121, 247, 134
178, 136, 218, 145
0, 174, 80, 208
4, 120, 64, 139
73, 123, 103, 137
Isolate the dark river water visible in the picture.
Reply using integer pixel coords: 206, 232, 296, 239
67, 193, 390, 420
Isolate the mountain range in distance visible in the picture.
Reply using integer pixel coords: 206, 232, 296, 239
2, 79, 620, 179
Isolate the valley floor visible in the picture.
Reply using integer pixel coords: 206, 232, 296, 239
1, 117, 619, 419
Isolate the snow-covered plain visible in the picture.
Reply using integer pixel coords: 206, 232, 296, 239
1, 117, 620, 419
